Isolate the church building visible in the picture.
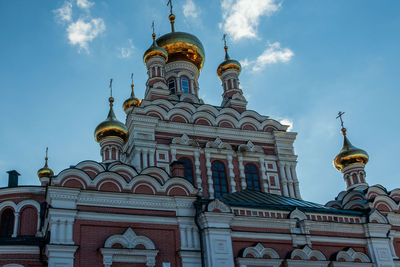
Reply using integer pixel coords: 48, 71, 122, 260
0, 5, 399, 267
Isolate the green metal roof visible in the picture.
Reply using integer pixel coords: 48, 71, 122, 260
220, 189, 364, 216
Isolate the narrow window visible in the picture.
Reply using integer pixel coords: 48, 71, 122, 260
212, 161, 228, 197
0, 208, 14, 237
181, 77, 189, 93
245, 164, 261, 191
151, 67, 156, 77
168, 79, 176, 94
180, 158, 193, 184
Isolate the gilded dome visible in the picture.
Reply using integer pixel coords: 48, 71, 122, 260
37, 152, 54, 179
94, 97, 128, 143
123, 84, 141, 112
156, 31, 205, 70
143, 33, 168, 63
217, 46, 241, 77
334, 129, 369, 171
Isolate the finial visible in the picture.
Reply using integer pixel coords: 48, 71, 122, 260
222, 33, 229, 60
130, 73, 135, 95
109, 78, 114, 106
44, 147, 49, 167
151, 20, 156, 40
167, 0, 175, 32
336, 111, 346, 136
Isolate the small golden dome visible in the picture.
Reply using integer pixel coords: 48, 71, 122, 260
123, 84, 141, 112
217, 46, 241, 77
37, 148, 54, 178
143, 33, 168, 63
156, 31, 205, 70
94, 97, 128, 143
334, 128, 369, 171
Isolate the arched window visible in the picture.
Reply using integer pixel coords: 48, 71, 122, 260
180, 158, 193, 184
0, 208, 14, 237
168, 78, 176, 94
245, 164, 260, 191
181, 77, 189, 93
212, 161, 228, 197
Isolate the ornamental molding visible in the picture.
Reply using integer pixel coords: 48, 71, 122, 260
101, 228, 158, 267
290, 245, 326, 261
206, 137, 232, 150
172, 133, 199, 147
335, 248, 371, 263
242, 243, 279, 259
207, 199, 231, 213
238, 140, 264, 153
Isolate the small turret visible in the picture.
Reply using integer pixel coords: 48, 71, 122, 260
217, 34, 247, 112
123, 74, 141, 114
333, 112, 369, 190
37, 147, 54, 186
94, 80, 129, 162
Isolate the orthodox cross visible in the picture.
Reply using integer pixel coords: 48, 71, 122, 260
336, 111, 345, 129
151, 20, 155, 35
167, 0, 173, 14
131, 73, 134, 85
109, 78, 113, 97
222, 33, 227, 47
45, 147, 48, 159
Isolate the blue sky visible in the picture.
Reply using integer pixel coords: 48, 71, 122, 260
0, 0, 399, 204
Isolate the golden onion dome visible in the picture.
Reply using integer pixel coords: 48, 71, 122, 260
156, 31, 205, 70
94, 97, 128, 143
143, 33, 168, 63
334, 128, 369, 171
37, 148, 54, 178
123, 84, 141, 112
217, 46, 241, 77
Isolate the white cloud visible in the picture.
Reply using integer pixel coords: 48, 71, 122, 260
67, 18, 105, 52
77, 0, 94, 9
183, 0, 199, 19
54, 1, 73, 22
241, 42, 294, 71
220, 0, 281, 41
54, 1, 105, 53
279, 118, 294, 131
118, 39, 135, 59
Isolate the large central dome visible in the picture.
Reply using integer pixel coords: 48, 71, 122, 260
157, 31, 205, 70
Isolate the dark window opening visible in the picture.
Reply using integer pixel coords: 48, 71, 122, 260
180, 158, 193, 184
168, 79, 176, 94
212, 161, 228, 197
0, 208, 14, 237
245, 164, 260, 191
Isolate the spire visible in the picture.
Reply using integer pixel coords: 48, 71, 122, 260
333, 112, 369, 189
107, 79, 116, 120
37, 147, 54, 180
123, 73, 141, 112
223, 33, 230, 60
167, 0, 175, 32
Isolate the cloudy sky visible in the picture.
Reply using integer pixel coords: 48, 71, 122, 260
0, 0, 399, 204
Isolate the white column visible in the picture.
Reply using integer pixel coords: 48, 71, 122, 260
142, 149, 148, 169
279, 162, 289, 197
194, 151, 202, 189
36, 212, 41, 234
149, 149, 155, 167
187, 227, 193, 248
259, 157, 268, 192
180, 227, 187, 248
133, 149, 141, 170
171, 148, 177, 161
66, 221, 73, 243
285, 164, 295, 198
57, 220, 63, 243
290, 163, 301, 199
50, 219, 58, 243
205, 152, 214, 199
12, 212, 19, 237
238, 155, 246, 189
227, 155, 236, 193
